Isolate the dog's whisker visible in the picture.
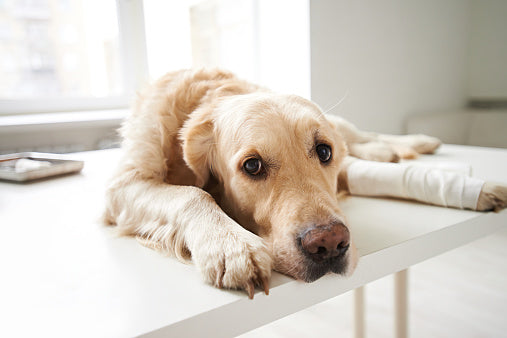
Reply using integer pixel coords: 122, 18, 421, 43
323, 90, 350, 115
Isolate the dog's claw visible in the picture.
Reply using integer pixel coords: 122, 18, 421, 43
261, 276, 269, 295
216, 264, 225, 289
245, 280, 255, 299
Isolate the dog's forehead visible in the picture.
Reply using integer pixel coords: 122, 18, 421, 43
216, 93, 328, 143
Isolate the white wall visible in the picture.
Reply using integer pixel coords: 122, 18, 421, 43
310, 0, 471, 134
468, 0, 507, 99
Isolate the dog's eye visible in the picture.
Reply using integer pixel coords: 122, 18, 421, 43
316, 144, 332, 163
243, 158, 262, 176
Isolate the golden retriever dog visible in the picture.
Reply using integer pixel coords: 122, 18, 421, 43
104, 69, 507, 298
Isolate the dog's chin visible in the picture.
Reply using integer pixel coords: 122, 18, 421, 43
300, 254, 351, 282
275, 253, 352, 283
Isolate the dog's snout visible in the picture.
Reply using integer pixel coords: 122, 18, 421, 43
299, 222, 350, 262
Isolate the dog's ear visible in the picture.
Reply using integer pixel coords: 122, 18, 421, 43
180, 108, 215, 188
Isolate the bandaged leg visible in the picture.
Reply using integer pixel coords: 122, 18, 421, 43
325, 114, 441, 161
345, 158, 485, 210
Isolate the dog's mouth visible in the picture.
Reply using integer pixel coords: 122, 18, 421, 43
295, 236, 350, 282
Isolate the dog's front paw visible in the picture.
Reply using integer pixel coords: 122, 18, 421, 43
193, 229, 272, 299
477, 182, 507, 212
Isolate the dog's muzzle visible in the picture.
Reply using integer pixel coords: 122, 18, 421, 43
296, 221, 350, 282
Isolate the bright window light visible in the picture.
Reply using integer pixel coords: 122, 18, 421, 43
0, 0, 122, 100
0, 0, 310, 115
143, 0, 310, 98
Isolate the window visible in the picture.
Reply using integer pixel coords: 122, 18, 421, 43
143, 0, 310, 97
1, 0, 309, 116
0, 0, 125, 114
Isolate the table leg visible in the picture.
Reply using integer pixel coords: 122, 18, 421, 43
394, 269, 409, 338
354, 286, 366, 338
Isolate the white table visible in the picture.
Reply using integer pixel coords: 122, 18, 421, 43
1, 145, 506, 338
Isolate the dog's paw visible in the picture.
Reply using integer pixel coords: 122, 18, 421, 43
379, 134, 442, 154
400, 134, 442, 154
349, 142, 400, 163
193, 229, 272, 299
389, 144, 419, 160
476, 182, 507, 212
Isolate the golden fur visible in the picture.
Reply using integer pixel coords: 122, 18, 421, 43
104, 69, 506, 298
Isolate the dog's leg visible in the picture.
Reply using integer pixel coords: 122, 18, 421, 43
339, 157, 507, 212
325, 115, 399, 161
348, 141, 402, 163
377, 134, 442, 155
325, 114, 441, 161
105, 178, 272, 298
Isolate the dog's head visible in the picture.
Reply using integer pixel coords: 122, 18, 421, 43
181, 93, 358, 282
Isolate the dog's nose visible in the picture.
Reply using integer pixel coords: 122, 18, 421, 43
299, 222, 350, 262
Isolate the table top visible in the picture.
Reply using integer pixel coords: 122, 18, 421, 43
1, 145, 506, 338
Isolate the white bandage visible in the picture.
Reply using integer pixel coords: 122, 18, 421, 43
346, 159, 485, 210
